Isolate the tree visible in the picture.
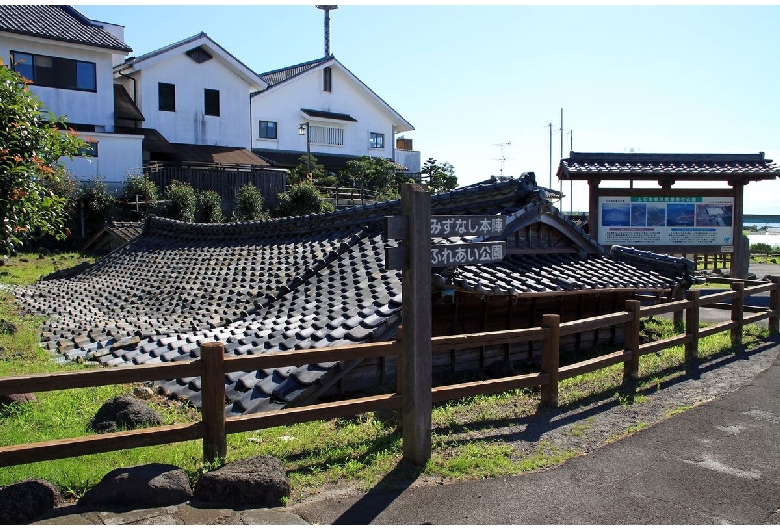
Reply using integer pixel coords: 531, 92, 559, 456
288, 154, 336, 188
421, 158, 458, 194
195, 189, 224, 223
122, 172, 160, 219
275, 181, 334, 218
233, 184, 268, 222
78, 176, 116, 230
164, 180, 196, 222
339, 156, 401, 201
0, 58, 89, 254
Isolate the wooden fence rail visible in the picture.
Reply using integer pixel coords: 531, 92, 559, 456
0, 277, 778, 467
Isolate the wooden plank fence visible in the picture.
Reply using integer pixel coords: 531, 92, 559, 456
0, 277, 777, 467
148, 167, 286, 212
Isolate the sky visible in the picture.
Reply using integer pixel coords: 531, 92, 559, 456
73, 2, 780, 214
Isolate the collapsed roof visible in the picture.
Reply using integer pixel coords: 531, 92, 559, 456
16, 176, 693, 415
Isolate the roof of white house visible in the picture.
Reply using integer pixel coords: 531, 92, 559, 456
114, 32, 267, 91
0, 5, 132, 52
254, 55, 414, 133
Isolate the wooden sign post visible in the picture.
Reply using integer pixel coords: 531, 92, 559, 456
386, 186, 506, 465
399, 183, 432, 465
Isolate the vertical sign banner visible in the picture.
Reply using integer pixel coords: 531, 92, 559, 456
598, 196, 735, 247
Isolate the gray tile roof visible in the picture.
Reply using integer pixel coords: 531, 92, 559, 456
558, 152, 780, 181
16, 176, 692, 416
255, 56, 332, 91
301, 108, 357, 122
0, 5, 132, 53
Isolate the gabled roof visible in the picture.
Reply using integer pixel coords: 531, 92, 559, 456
0, 5, 131, 53
114, 127, 177, 157
253, 55, 414, 133
114, 84, 144, 122
558, 152, 780, 182
169, 143, 270, 167
114, 32, 267, 90
17, 176, 692, 416
252, 148, 403, 171
257, 56, 331, 87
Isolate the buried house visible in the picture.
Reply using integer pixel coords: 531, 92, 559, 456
16, 175, 694, 415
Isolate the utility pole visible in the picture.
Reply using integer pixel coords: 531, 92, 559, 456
316, 5, 338, 56
559, 108, 564, 198
567, 129, 573, 213
547, 122, 553, 189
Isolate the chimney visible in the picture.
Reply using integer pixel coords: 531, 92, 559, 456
316, 5, 338, 56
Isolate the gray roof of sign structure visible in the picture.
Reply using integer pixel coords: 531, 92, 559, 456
0, 5, 132, 53
558, 152, 780, 181
16, 176, 692, 415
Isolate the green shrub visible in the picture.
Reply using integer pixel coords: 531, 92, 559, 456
750, 242, 772, 255
122, 173, 160, 220
195, 190, 224, 223
164, 180, 196, 223
275, 182, 334, 218
78, 177, 115, 231
233, 184, 268, 222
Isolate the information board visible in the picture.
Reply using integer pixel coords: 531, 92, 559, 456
597, 196, 735, 247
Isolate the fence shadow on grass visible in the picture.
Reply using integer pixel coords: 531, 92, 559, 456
428, 338, 777, 448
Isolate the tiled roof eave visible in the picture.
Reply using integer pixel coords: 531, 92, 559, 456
3, 29, 132, 52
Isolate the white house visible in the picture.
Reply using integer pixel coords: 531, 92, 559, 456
251, 55, 420, 173
0, 5, 143, 186
113, 32, 270, 165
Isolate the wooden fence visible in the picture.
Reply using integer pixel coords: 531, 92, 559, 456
148, 167, 286, 212
0, 278, 777, 468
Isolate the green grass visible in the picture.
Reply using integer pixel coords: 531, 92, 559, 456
0, 253, 774, 502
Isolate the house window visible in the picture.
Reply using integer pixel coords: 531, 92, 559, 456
204, 89, 220, 116
323, 67, 332, 92
309, 124, 343, 146
11, 50, 96, 92
258, 121, 277, 139
158, 82, 175, 112
370, 132, 385, 149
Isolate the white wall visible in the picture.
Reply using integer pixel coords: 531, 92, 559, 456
64, 132, 144, 187
250, 65, 399, 160
126, 51, 252, 148
0, 34, 116, 130
395, 149, 421, 173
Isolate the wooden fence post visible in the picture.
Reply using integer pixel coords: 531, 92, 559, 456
770, 276, 780, 335
731, 282, 744, 352
672, 287, 684, 328
540, 314, 560, 407
400, 183, 432, 466
623, 300, 642, 380
395, 326, 404, 395
685, 290, 700, 363
201, 342, 227, 463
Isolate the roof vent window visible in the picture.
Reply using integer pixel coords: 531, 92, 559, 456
186, 46, 213, 64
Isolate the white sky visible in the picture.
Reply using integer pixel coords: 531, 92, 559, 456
74, 2, 780, 214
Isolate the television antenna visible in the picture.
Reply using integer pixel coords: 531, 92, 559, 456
493, 141, 512, 176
